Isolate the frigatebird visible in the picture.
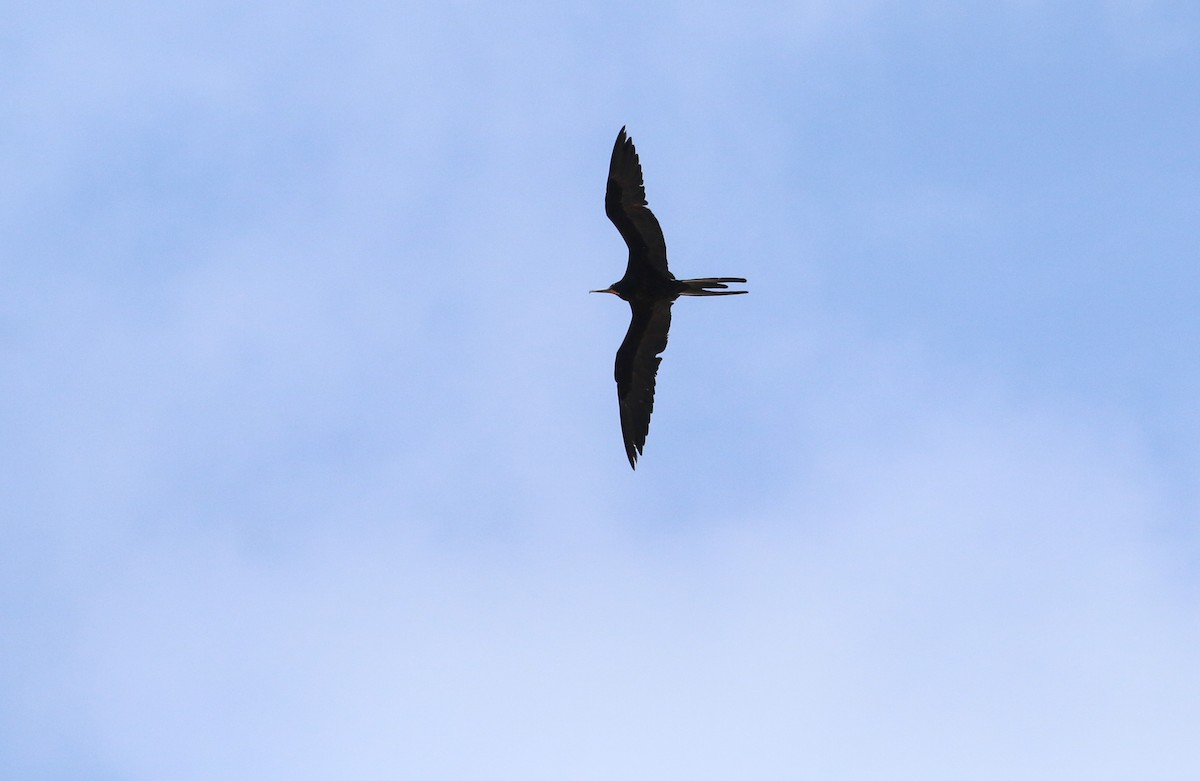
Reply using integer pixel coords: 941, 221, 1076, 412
592, 127, 747, 469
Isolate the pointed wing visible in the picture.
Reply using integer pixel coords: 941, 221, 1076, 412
614, 300, 673, 469
605, 127, 671, 278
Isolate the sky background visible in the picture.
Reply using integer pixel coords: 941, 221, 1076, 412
3, 1, 1200, 778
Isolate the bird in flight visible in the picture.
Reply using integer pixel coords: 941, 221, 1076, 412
592, 127, 747, 469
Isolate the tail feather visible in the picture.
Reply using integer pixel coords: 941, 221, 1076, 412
679, 277, 748, 296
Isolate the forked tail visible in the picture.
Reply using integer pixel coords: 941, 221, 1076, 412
679, 277, 748, 296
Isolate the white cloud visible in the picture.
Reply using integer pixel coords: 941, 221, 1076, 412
4, 329, 1187, 779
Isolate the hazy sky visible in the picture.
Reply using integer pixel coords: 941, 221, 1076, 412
4, 2, 1200, 778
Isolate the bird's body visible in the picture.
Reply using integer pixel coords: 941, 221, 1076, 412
593, 127, 747, 469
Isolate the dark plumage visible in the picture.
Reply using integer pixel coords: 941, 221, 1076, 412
592, 127, 747, 469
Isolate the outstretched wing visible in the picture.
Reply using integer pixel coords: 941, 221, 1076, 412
614, 300, 673, 469
605, 127, 671, 278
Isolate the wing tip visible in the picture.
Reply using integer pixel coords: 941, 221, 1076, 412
622, 426, 640, 469
620, 413, 644, 470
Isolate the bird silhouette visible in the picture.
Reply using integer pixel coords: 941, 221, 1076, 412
592, 127, 747, 469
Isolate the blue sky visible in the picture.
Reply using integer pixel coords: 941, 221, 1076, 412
3, 1, 1200, 778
